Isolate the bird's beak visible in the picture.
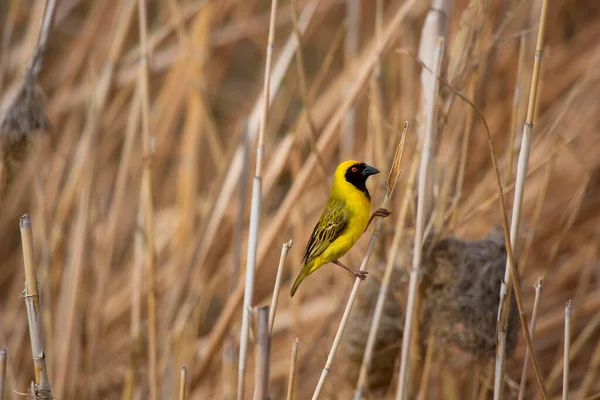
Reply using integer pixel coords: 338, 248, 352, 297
362, 164, 380, 177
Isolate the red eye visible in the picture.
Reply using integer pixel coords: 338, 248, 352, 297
351, 167, 357, 173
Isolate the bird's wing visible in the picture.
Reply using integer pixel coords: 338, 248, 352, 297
301, 199, 347, 265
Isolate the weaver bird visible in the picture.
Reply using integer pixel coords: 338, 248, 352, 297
290, 160, 391, 297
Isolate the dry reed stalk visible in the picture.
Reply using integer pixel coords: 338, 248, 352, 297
396, 37, 444, 400
493, 0, 550, 398
253, 306, 270, 400
577, 324, 600, 400
519, 139, 557, 271
269, 241, 293, 335
290, 0, 327, 182
449, 78, 476, 230
137, 1, 159, 399
195, 0, 417, 382
353, 123, 411, 400
417, 333, 435, 400
416, 0, 451, 218
121, 184, 145, 400
53, 135, 94, 399
505, 33, 528, 188
238, 1, 279, 398
563, 300, 572, 400
88, 81, 141, 400
0, 349, 5, 400
548, 173, 590, 264
224, 124, 250, 400
341, 0, 360, 159
20, 215, 52, 397
287, 339, 299, 400
179, 365, 188, 400
312, 124, 409, 400
368, 0, 385, 166
517, 278, 544, 400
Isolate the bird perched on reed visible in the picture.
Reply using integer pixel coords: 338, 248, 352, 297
290, 160, 391, 297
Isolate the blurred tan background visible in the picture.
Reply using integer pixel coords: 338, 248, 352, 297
1, 0, 600, 399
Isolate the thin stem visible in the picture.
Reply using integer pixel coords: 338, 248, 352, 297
253, 307, 270, 400
396, 37, 444, 400
286, 339, 299, 400
269, 241, 293, 335
504, 33, 527, 187
517, 278, 544, 400
0, 349, 7, 400
179, 365, 188, 400
238, 1, 279, 398
493, 0, 549, 398
137, 1, 158, 399
20, 215, 52, 393
28, 0, 58, 78
354, 130, 416, 400
290, 0, 328, 181
563, 301, 572, 400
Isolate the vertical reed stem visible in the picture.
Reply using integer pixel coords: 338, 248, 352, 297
354, 126, 414, 400
396, 38, 445, 400
254, 307, 270, 400
0, 349, 6, 400
269, 241, 293, 335
287, 339, 299, 400
137, 1, 158, 399
20, 214, 52, 396
238, 1, 279, 398
179, 365, 188, 400
563, 301, 572, 400
493, 1, 549, 398
517, 278, 544, 400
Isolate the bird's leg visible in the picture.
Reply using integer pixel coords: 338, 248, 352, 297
364, 208, 392, 232
333, 260, 368, 280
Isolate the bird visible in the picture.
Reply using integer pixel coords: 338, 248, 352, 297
290, 160, 391, 297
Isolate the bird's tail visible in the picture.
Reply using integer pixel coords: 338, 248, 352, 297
290, 264, 312, 297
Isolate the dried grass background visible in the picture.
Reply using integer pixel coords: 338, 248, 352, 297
1, 0, 600, 399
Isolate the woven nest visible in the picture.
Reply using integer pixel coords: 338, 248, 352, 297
339, 231, 518, 394
0, 76, 49, 188
420, 233, 519, 359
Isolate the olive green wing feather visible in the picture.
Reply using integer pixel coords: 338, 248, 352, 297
301, 199, 348, 266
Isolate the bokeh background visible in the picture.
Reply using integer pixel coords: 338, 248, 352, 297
1, 0, 600, 398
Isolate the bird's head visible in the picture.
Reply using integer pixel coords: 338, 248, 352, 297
334, 160, 380, 199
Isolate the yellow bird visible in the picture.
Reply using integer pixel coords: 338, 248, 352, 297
290, 160, 391, 297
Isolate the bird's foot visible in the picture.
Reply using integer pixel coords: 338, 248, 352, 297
374, 208, 392, 218
354, 270, 368, 280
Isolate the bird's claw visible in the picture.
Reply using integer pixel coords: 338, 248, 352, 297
374, 208, 392, 218
355, 270, 368, 280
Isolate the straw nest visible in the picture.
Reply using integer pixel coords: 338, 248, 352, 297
340, 231, 517, 393
0, 75, 48, 193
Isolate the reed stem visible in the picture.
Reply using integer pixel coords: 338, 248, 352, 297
269, 241, 293, 335
286, 339, 299, 400
137, 1, 159, 399
238, 1, 279, 398
493, 1, 549, 398
253, 306, 270, 400
563, 300, 572, 400
396, 37, 444, 400
517, 278, 544, 400
20, 215, 52, 396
